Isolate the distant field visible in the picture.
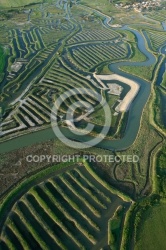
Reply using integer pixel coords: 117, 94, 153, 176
0, 0, 42, 8
80, 0, 117, 15
135, 203, 166, 250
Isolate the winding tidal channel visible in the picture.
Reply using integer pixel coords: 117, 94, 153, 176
0, 11, 165, 154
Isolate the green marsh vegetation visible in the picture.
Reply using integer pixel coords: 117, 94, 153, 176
134, 202, 166, 250
0, 0, 42, 8
161, 71, 166, 89
0, 45, 8, 82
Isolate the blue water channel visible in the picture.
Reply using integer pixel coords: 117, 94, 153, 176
0, 10, 165, 153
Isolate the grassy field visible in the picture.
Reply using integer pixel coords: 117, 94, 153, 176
80, 0, 118, 15
0, 46, 5, 72
135, 202, 166, 250
155, 144, 166, 197
161, 71, 166, 89
120, 59, 157, 81
108, 206, 124, 250
153, 87, 165, 130
98, 63, 113, 74
0, 46, 7, 82
129, 43, 146, 62
0, 0, 42, 8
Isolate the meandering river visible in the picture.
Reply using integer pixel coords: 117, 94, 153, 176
0, 8, 165, 153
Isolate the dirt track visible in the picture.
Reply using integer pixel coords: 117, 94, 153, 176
95, 74, 140, 112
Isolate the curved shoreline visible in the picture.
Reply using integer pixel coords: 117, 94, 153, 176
95, 74, 140, 112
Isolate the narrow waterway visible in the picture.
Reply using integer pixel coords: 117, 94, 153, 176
0, 5, 165, 153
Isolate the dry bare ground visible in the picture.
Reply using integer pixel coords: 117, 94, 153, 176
95, 74, 140, 112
